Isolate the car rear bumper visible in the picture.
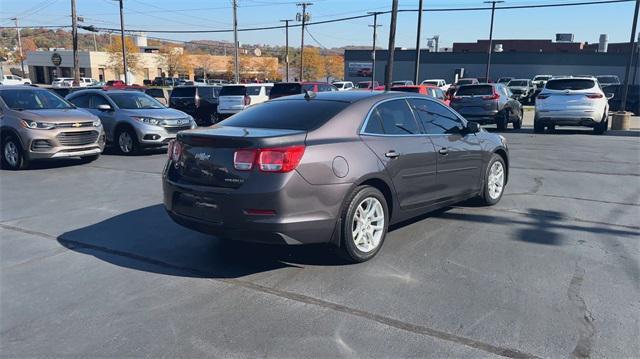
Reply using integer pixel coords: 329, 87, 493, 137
459, 111, 499, 124
535, 109, 605, 126
162, 170, 351, 245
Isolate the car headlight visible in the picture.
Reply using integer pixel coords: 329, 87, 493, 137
21, 119, 56, 130
93, 119, 101, 127
132, 116, 164, 126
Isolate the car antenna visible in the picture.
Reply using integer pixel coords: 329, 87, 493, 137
303, 89, 316, 100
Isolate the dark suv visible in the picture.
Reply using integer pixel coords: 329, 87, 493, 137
450, 83, 523, 130
269, 82, 338, 100
169, 86, 221, 126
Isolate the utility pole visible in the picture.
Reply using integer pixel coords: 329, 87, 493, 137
620, 0, 639, 113
368, 12, 381, 87
484, 0, 503, 82
71, 0, 80, 85
9, 17, 25, 76
413, 0, 423, 85
280, 19, 293, 82
117, 0, 128, 84
232, 0, 240, 83
385, 0, 399, 91
297, 2, 312, 81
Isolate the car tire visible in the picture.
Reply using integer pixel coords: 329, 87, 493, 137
513, 109, 523, 129
1, 134, 29, 170
593, 114, 608, 135
116, 127, 139, 155
480, 154, 506, 206
533, 118, 545, 133
496, 111, 508, 131
339, 186, 389, 263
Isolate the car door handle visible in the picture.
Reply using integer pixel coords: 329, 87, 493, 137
438, 147, 449, 155
385, 151, 400, 159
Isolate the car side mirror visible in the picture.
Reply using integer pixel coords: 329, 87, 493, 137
606, 93, 614, 100
96, 104, 112, 111
466, 121, 480, 133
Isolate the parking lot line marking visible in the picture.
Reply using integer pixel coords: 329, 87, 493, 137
509, 166, 640, 177
504, 193, 640, 207
0, 222, 540, 359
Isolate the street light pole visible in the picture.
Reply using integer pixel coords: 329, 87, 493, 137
385, 0, 399, 91
117, 0, 128, 84
232, 0, 240, 83
484, 0, 503, 82
413, 0, 423, 85
368, 12, 381, 87
280, 19, 293, 82
71, 0, 80, 85
620, 0, 639, 112
9, 17, 25, 76
297, 2, 312, 81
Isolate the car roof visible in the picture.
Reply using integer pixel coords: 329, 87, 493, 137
0, 85, 46, 92
68, 89, 142, 96
270, 90, 408, 104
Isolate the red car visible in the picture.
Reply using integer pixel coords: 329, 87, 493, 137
269, 82, 338, 99
391, 85, 450, 106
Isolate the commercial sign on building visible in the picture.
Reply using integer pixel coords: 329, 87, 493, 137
51, 53, 62, 66
347, 62, 373, 78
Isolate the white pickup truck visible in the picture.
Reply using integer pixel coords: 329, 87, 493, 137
0, 75, 31, 85
420, 79, 450, 92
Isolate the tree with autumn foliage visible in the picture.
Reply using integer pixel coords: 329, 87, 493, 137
160, 45, 192, 77
106, 36, 140, 75
324, 55, 344, 81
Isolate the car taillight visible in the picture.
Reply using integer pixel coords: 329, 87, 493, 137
168, 140, 182, 161
482, 92, 500, 100
537, 94, 550, 100
244, 95, 251, 106
233, 145, 305, 173
585, 93, 603, 99
233, 149, 256, 170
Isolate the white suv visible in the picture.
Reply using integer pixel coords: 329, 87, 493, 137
332, 81, 354, 91
534, 77, 613, 134
421, 79, 449, 92
217, 83, 273, 118
0, 75, 31, 85
52, 78, 74, 88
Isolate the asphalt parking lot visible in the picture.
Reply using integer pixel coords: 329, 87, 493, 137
1, 118, 639, 358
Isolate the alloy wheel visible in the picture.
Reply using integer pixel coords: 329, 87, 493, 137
4, 140, 19, 167
487, 161, 505, 200
351, 197, 385, 253
118, 131, 133, 153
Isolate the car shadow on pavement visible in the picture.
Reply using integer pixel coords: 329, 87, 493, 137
102, 146, 168, 156
57, 204, 351, 279
6, 157, 95, 171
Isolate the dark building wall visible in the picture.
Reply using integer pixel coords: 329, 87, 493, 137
343, 49, 639, 84
452, 39, 587, 53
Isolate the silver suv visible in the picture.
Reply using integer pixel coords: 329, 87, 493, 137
0, 86, 105, 170
66, 89, 196, 155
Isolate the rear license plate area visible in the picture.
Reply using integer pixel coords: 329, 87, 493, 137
174, 192, 223, 223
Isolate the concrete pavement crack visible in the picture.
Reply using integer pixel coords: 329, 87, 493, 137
0, 223, 541, 359
567, 263, 596, 359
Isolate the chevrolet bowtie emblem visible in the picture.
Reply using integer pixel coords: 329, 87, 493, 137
72, 122, 81, 128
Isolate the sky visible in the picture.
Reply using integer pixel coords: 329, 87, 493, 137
0, 0, 637, 50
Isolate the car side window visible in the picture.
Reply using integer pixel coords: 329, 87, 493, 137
246, 87, 261, 96
364, 99, 421, 135
198, 87, 213, 98
68, 94, 90, 108
90, 94, 110, 109
435, 89, 445, 100
409, 98, 463, 135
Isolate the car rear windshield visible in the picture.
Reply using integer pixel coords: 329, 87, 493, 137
271, 83, 302, 97
170, 87, 196, 97
220, 86, 246, 96
356, 82, 371, 88
423, 81, 439, 86
545, 79, 595, 91
219, 100, 349, 131
393, 87, 420, 93
509, 80, 528, 86
0, 89, 73, 110
456, 85, 493, 96
534, 76, 552, 81
457, 79, 475, 85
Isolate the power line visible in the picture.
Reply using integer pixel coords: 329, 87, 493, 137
2, 0, 633, 33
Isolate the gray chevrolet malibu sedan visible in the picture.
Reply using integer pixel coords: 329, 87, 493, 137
163, 91, 509, 262
66, 89, 196, 155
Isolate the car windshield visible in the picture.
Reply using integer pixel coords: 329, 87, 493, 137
545, 79, 595, 91
271, 83, 302, 97
107, 92, 165, 109
534, 76, 552, 81
334, 83, 345, 88
220, 100, 349, 131
456, 85, 493, 96
509, 80, 528, 86
498, 78, 512, 83
457, 79, 475, 85
170, 87, 197, 97
220, 86, 246, 96
356, 82, 371, 88
596, 76, 619, 84
0, 89, 74, 110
